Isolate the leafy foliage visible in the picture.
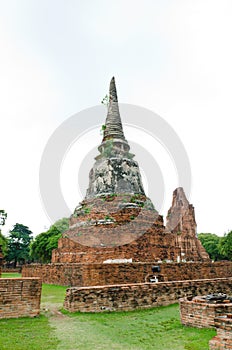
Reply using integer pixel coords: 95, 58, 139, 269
0, 210, 8, 257
198, 232, 232, 261
0, 231, 8, 256
52, 217, 69, 234
101, 94, 109, 106
219, 231, 232, 260
6, 223, 33, 266
0, 210, 7, 226
30, 226, 61, 263
30, 218, 68, 263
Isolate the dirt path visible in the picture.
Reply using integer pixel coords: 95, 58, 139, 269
40, 301, 189, 350
49, 315, 131, 350
42, 302, 136, 350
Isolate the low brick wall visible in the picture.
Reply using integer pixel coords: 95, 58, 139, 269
22, 261, 232, 286
179, 297, 232, 328
2, 268, 21, 273
63, 277, 232, 313
209, 314, 232, 350
0, 278, 42, 319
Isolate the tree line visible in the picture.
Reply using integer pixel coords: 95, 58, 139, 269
198, 232, 232, 261
0, 213, 68, 267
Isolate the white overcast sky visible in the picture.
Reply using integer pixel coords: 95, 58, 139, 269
1, 0, 232, 236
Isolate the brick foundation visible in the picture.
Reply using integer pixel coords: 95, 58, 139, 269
22, 261, 232, 286
179, 296, 232, 328
2, 268, 21, 273
63, 277, 232, 313
52, 192, 209, 264
209, 314, 232, 350
0, 278, 42, 319
53, 211, 183, 263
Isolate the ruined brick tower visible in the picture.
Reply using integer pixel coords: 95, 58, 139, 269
52, 78, 209, 263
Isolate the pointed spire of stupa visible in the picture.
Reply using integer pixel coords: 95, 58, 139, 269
86, 77, 145, 198
102, 77, 126, 142
96, 77, 133, 160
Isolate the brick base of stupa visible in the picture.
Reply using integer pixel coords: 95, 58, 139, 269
52, 193, 209, 264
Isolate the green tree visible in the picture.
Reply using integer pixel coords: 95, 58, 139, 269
52, 217, 69, 233
198, 233, 224, 261
30, 218, 68, 263
6, 223, 33, 267
0, 210, 8, 256
0, 210, 7, 226
219, 231, 232, 260
0, 232, 8, 256
30, 226, 61, 263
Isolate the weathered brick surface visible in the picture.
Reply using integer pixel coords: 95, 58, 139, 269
166, 187, 209, 261
52, 192, 209, 264
22, 261, 232, 287
0, 278, 41, 318
180, 297, 232, 328
63, 277, 232, 313
209, 314, 232, 350
2, 268, 21, 273
53, 203, 183, 263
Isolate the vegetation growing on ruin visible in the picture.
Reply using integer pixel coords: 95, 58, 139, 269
102, 193, 117, 201
101, 94, 109, 106
102, 139, 114, 158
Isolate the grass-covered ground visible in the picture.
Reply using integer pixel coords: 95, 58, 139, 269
0, 273, 216, 350
0, 315, 59, 350
1, 272, 21, 278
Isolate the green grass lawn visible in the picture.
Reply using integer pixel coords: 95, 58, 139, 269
0, 273, 216, 350
1, 272, 22, 278
0, 315, 59, 350
41, 283, 67, 305
56, 305, 215, 350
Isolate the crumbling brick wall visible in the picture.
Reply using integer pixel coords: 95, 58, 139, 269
52, 191, 209, 264
209, 314, 232, 350
180, 297, 232, 328
63, 277, 232, 313
0, 278, 41, 319
22, 261, 232, 287
53, 212, 182, 264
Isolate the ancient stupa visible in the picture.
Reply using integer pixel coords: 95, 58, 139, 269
52, 77, 209, 264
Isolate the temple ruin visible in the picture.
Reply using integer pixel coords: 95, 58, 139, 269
21, 77, 232, 317
52, 77, 209, 265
